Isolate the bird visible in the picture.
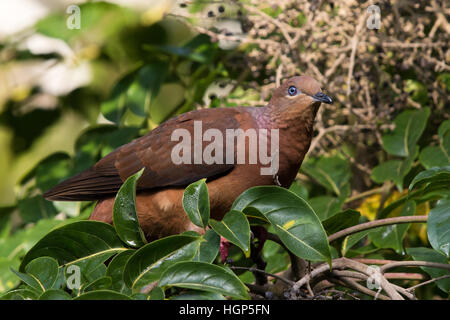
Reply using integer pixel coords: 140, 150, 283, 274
44, 76, 332, 241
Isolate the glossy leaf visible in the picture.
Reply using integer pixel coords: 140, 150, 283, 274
409, 166, 450, 191
24, 257, 59, 290
188, 229, 220, 263
159, 262, 250, 299
427, 199, 450, 257
232, 186, 331, 263
82, 276, 112, 293
209, 210, 250, 257
123, 234, 199, 290
10, 269, 44, 293
182, 179, 210, 229
113, 168, 147, 248
106, 250, 134, 294
19, 221, 126, 272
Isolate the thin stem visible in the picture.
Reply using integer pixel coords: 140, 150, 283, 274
407, 275, 450, 292
230, 266, 294, 286
380, 261, 450, 273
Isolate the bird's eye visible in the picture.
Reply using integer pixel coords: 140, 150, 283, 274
288, 86, 298, 96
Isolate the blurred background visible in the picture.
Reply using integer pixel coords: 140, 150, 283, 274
0, 0, 448, 296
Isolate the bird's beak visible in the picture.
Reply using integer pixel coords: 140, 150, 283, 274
313, 92, 333, 104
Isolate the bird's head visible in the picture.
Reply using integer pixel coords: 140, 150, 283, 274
269, 75, 332, 117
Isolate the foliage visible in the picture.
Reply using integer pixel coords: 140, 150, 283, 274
0, 0, 449, 300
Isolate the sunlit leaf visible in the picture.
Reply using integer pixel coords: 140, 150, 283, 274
232, 186, 331, 263
113, 168, 147, 248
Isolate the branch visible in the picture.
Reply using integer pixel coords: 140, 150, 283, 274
328, 215, 428, 242
292, 258, 404, 300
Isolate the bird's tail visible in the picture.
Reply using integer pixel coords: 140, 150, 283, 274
43, 168, 122, 201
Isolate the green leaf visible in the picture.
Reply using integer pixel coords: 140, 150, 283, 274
232, 186, 331, 263
38, 289, 72, 300
309, 196, 343, 221
18, 195, 58, 223
407, 247, 450, 293
382, 108, 430, 157
188, 229, 220, 263
159, 262, 249, 299
10, 269, 44, 293
0, 288, 39, 300
341, 228, 373, 257
0, 257, 20, 293
74, 125, 140, 171
182, 179, 210, 229
263, 240, 289, 274
368, 200, 416, 254
113, 168, 147, 248
100, 72, 135, 125
371, 147, 417, 189
106, 250, 134, 294
126, 64, 168, 117
33, 152, 72, 191
409, 166, 450, 191
302, 156, 351, 196
210, 210, 250, 257
171, 290, 226, 300
289, 181, 309, 199
322, 209, 360, 235
82, 276, 112, 293
123, 235, 200, 290
24, 257, 59, 290
74, 290, 132, 300
149, 286, 165, 300
19, 221, 126, 272
419, 146, 450, 169
419, 120, 450, 169
427, 199, 450, 257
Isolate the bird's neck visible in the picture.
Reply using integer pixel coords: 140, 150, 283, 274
256, 105, 318, 187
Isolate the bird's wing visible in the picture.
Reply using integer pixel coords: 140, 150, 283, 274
44, 107, 252, 201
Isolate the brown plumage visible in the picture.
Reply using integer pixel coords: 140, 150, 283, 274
44, 76, 332, 240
